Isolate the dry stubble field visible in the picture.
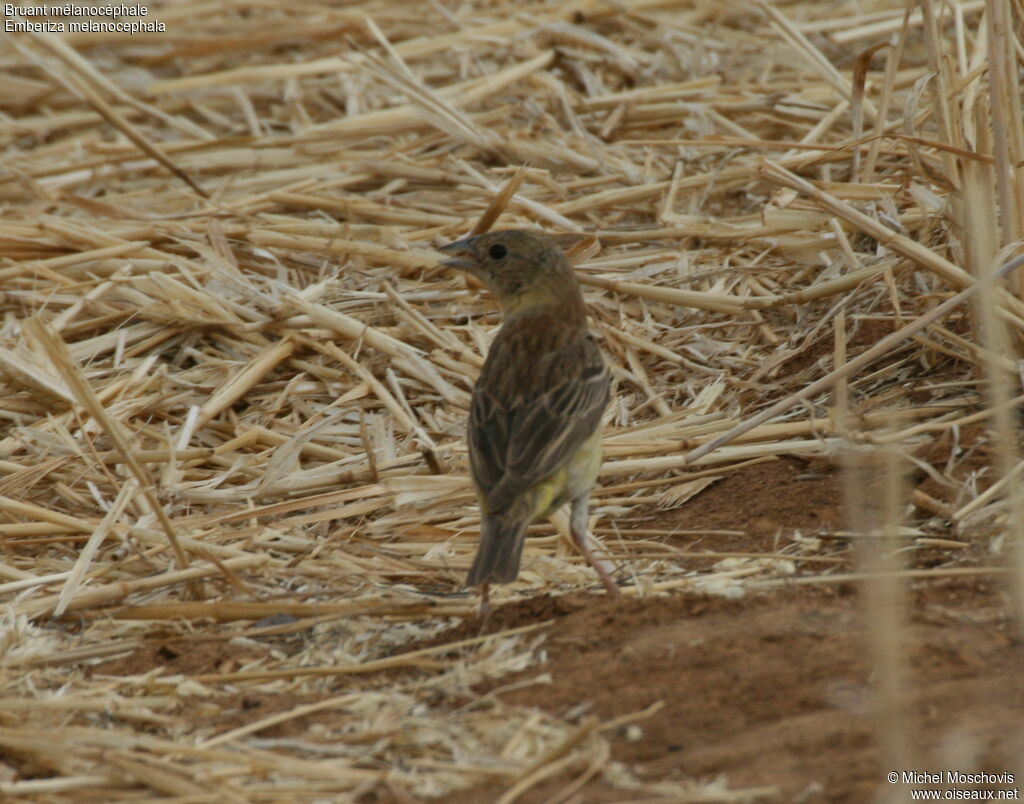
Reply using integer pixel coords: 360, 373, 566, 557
1, 0, 1023, 801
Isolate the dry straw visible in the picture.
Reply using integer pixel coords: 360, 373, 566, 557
1, 0, 1022, 799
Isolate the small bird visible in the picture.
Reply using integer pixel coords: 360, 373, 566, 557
439, 229, 620, 617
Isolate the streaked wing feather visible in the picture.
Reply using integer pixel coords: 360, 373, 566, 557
506, 365, 607, 478
471, 334, 609, 514
467, 387, 507, 496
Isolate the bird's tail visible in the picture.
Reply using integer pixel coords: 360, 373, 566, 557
467, 515, 530, 586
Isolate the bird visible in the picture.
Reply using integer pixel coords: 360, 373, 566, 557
438, 229, 620, 618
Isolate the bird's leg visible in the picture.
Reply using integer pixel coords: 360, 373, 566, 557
569, 494, 620, 596
478, 582, 492, 628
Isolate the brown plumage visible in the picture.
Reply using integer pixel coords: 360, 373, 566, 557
439, 230, 619, 613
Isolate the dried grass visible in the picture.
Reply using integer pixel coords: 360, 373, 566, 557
1, 0, 1022, 800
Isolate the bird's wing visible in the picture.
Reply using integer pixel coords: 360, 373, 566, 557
469, 331, 609, 515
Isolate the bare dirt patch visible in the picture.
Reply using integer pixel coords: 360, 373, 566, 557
434, 581, 1021, 803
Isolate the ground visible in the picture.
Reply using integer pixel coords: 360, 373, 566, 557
87, 457, 1024, 803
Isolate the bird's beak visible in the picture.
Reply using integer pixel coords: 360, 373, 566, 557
438, 237, 477, 271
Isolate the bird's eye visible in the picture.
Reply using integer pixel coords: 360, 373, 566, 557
488, 243, 508, 260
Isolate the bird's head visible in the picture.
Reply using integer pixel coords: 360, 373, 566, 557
438, 229, 581, 316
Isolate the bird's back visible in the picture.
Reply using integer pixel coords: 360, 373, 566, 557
468, 309, 609, 517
